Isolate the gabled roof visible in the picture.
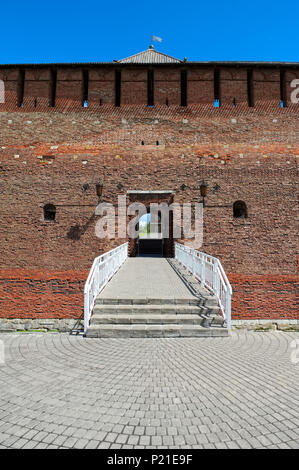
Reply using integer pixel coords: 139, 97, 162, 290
118, 47, 182, 64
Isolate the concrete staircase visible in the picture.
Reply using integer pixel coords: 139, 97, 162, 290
86, 258, 227, 337
86, 296, 227, 337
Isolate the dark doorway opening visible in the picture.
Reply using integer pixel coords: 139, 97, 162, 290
138, 238, 163, 257
136, 212, 163, 257
127, 191, 175, 258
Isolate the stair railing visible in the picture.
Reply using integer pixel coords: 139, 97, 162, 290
175, 242, 232, 333
84, 242, 128, 335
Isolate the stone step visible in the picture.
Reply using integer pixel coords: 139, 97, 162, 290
90, 313, 205, 325
211, 315, 225, 326
95, 297, 201, 306
86, 324, 229, 338
93, 304, 209, 315
95, 303, 220, 315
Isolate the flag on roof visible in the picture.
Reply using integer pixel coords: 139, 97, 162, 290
152, 35, 162, 43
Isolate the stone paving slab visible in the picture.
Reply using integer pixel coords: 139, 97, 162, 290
98, 258, 197, 300
0, 331, 298, 449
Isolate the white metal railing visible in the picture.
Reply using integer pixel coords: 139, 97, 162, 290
84, 242, 128, 334
175, 242, 232, 333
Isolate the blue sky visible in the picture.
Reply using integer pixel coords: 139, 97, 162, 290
1, 0, 298, 64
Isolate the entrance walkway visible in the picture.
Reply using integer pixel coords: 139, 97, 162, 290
99, 258, 194, 300
86, 258, 226, 338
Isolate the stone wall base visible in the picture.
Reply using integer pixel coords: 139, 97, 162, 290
0, 318, 84, 333
0, 318, 298, 333
231, 319, 299, 331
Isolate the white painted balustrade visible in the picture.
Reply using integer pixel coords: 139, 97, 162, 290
175, 243, 232, 333
84, 243, 128, 334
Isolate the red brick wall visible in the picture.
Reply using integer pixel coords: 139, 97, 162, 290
220, 68, 247, 105
55, 68, 82, 110
154, 68, 181, 105
229, 274, 298, 320
0, 69, 19, 111
23, 69, 51, 110
121, 69, 147, 105
0, 62, 298, 321
253, 69, 281, 106
188, 68, 214, 104
0, 269, 87, 319
1, 64, 298, 110
89, 68, 115, 106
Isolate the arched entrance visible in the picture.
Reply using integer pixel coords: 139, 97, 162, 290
127, 190, 175, 258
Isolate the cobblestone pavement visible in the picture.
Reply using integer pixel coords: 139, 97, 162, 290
0, 331, 298, 449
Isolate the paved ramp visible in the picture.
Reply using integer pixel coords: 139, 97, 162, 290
99, 258, 195, 301
86, 257, 227, 337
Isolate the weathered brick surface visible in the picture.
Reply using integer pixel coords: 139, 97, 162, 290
121, 69, 147, 105
0, 62, 298, 320
88, 68, 115, 106
0, 63, 298, 111
229, 274, 298, 320
219, 68, 248, 105
187, 68, 214, 104
154, 68, 181, 105
0, 269, 87, 319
